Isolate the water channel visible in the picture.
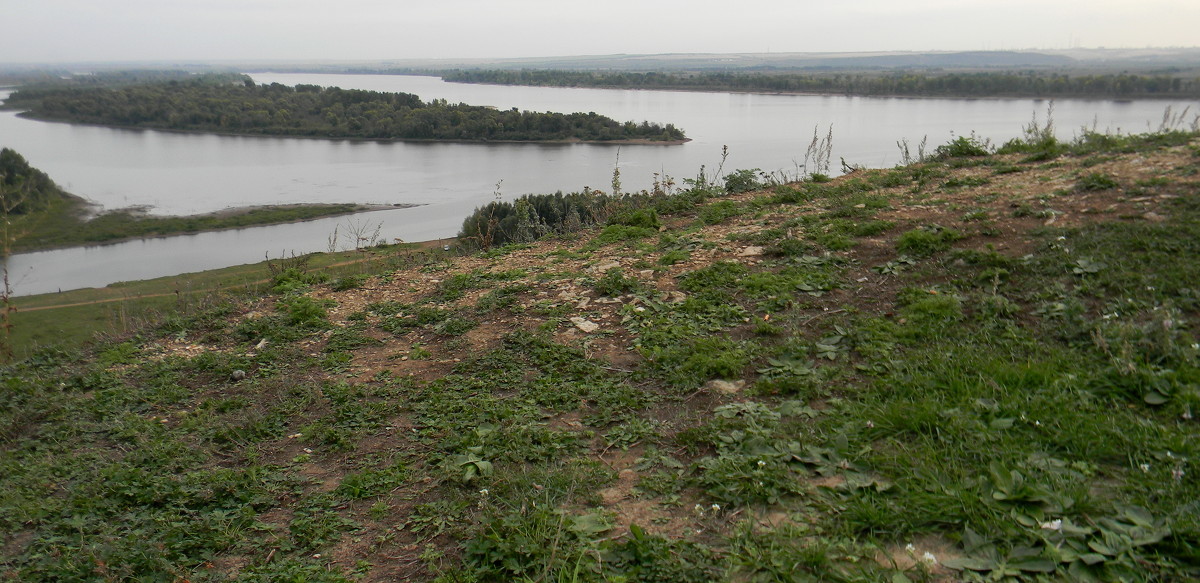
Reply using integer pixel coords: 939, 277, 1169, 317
1, 74, 1194, 296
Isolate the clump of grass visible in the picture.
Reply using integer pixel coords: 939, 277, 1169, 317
1075, 172, 1120, 192
895, 226, 964, 257
697, 200, 744, 225
593, 268, 642, 297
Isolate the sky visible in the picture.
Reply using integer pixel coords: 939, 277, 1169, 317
2, 0, 1198, 64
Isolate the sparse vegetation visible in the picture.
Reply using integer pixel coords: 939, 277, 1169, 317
3, 125, 1200, 582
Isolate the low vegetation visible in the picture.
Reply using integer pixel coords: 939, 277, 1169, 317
3, 124, 1200, 582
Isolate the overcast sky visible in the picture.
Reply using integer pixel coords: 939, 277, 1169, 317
2, 0, 1197, 64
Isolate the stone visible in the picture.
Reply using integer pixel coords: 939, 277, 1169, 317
737, 246, 765, 257
569, 317, 600, 333
230, 369, 247, 381
704, 379, 746, 395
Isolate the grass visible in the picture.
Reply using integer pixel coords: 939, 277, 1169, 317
2, 127, 1199, 582
5, 241, 447, 359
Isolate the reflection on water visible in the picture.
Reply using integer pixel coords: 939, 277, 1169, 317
1, 76, 1194, 295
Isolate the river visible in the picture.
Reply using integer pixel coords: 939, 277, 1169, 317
1, 74, 1195, 296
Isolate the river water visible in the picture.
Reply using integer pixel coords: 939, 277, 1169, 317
1, 74, 1195, 296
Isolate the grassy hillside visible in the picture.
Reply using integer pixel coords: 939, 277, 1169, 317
2, 127, 1200, 582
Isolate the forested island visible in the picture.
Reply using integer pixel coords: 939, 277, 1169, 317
442, 69, 1200, 99
4, 75, 687, 143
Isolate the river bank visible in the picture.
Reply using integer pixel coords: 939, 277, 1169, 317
7, 196, 415, 254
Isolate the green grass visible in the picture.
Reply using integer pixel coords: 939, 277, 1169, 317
4, 242, 437, 359
2, 129, 1199, 582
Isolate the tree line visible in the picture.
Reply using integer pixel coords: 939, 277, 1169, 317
6, 76, 687, 143
442, 69, 1200, 99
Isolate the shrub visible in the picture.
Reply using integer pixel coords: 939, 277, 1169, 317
935, 133, 991, 158
607, 207, 660, 229
724, 168, 763, 194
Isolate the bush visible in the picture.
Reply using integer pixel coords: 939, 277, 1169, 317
935, 133, 991, 158
607, 207, 660, 229
724, 168, 763, 194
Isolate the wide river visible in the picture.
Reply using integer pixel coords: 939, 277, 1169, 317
1, 73, 1195, 296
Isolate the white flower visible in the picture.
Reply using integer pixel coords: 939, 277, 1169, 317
312, 553, 322, 559
905, 543, 916, 553
1173, 469, 1185, 481
711, 503, 721, 512
922, 552, 938, 565
694, 504, 704, 514
1140, 463, 1151, 473
866, 420, 875, 428
479, 488, 489, 496
1040, 519, 1063, 531
757, 460, 767, 467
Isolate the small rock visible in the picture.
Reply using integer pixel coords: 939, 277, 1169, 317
737, 246, 765, 257
704, 379, 746, 395
576, 297, 591, 309
638, 269, 655, 278
569, 317, 600, 333
230, 370, 247, 381
592, 260, 621, 272
1143, 212, 1166, 222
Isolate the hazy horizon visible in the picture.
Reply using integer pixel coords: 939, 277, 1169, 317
3, 0, 1198, 65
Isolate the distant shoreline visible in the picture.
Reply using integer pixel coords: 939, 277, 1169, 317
437, 79, 1196, 102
